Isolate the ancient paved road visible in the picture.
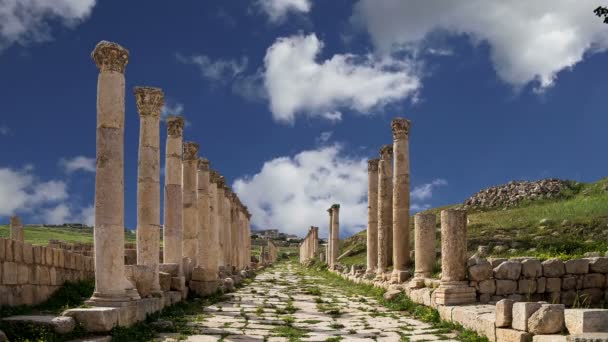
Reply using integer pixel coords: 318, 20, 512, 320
159, 263, 458, 342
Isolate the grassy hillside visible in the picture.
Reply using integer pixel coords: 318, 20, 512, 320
339, 177, 608, 266
0, 225, 136, 246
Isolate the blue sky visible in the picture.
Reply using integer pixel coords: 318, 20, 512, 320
1, 0, 607, 238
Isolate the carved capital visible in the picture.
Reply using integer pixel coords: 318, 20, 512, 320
331, 203, 340, 209
197, 158, 210, 171
166, 115, 185, 137
210, 170, 219, 183
379, 145, 393, 160
391, 117, 411, 140
367, 158, 379, 172
182, 142, 199, 161
216, 176, 226, 188
134, 87, 164, 117
91, 41, 129, 74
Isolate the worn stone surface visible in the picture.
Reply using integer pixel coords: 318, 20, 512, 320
496, 299, 515, 328
543, 259, 566, 278
512, 302, 542, 331
496, 328, 532, 342
565, 309, 608, 334
527, 304, 565, 335
494, 261, 522, 280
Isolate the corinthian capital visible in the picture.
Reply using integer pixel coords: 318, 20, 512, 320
391, 117, 411, 140
210, 170, 219, 183
367, 158, 379, 172
166, 116, 185, 137
91, 41, 129, 74
183, 142, 199, 161
216, 176, 226, 188
134, 87, 164, 117
379, 145, 393, 160
197, 158, 210, 171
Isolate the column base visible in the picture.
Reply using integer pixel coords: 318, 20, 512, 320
189, 280, 220, 296
408, 277, 426, 289
86, 288, 141, 307
434, 281, 476, 306
390, 270, 411, 283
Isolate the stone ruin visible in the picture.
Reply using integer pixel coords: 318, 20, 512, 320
463, 178, 572, 209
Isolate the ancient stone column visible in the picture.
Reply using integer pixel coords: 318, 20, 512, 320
376, 145, 393, 276
414, 213, 436, 278
223, 186, 233, 271
182, 142, 199, 263
229, 193, 238, 269
196, 158, 211, 269
330, 204, 340, 267
134, 86, 164, 294
216, 176, 226, 268
391, 118, 411, 283
327, 208, 333, 266
245, 208, 252, 268
163, 115, 185, 273
434, 209, 476, 305
88, 41, 139, 304
208, 170, 220, 276
10, 216, 24, 242
366, 159, 379, 275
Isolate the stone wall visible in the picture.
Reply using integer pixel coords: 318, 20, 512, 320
0, 238, 94, 306
463, 178, 572, 209
468, 256, 608, 306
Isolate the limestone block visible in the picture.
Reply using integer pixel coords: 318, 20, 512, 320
479, 279, 496, 294
566, 333, 608, 342
496, 280, 518, 295
33, 246, 42, 265
527, 304, 565, 335
44, 247, 53, 266
22, 244, 33, 264
159, 263, 179, 277
17, 264, 30, 284
2, 315, 76, 334
489, 258, 507, 268
20, 285, 35, 305
521, 259, 542, 278
3, 262, 17, 285
565, 309, 608, 334
543, 259, 565, 278
124, 249, 136, 265
496, 328, 532, 342
588, 257, 608, 273
438, 305, 454, 321
580, 288, 604, 305
452, 305, 496, 342
159, 272, 171, 292
117, 305, 138, 327
170, 276, 186, 292
63, 308, 119, 332
533, 335, 566, 342
562, 276, 577, 290
582, 273, 605, 289
167, 291, 182, 304
52, 249, 60, 267
546, 278, 562, 293
512, 302, 542, 331
12, 241, 23, 263
565, 259, 590, 275
561, 290, 577, 307
496, 299, 515, 328
189, 280, 219, 296
494, 261, 522, 280
124, 265, 154, 298
4, 240, 13, 262
50, 267, 59, 286
191, 267, 217, 282
0, 239, 5, 260
64, 253, 71, 269
518, 279, 537, 295
469, 259, 493, 281
480, 293, 491, 304
537, 277, 546, 293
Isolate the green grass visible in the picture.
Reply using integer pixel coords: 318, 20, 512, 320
0, 225, 136, 246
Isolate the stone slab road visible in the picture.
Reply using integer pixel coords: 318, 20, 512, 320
158, 263, 458, 342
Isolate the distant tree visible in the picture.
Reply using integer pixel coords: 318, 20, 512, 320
594, 6, 608, 23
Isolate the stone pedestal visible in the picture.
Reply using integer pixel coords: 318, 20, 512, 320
134, 86, 164, 295
434, 209, 475, 305
391, 118, 411, 283
10, 216, 24, 242
163, 116, 184, 275
366, 159, 379, 274
376, 145, 393, 276
414, 212, 436, 279
88, 40, 140, 305
182, 142, 199, 264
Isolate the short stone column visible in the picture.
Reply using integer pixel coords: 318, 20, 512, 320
330, 204, 340, 268
10, 216, 24, 242
134, 86, 164, 295
376, 145, 393, 276
366, 159, 379, 274
182, 142, 199, 264
216, 176, 226, 268
434, 209, 476, 305
410, 213, 436, 288
208, 170, 220, 275
88, 41, 139, 304
327, 207, 333, 266
163, 115, 185, 273
391, 118, 411, 283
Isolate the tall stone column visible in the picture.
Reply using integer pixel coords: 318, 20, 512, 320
330, 204, 340, 268
134, 86, 164, 294
414, 213, 436, 278
224, 186, 233, 271
10, 216, 24, 242
366, 159, 379, 275
88, 41, 139, 304
327, 208, 333, 266
376, 145, 393, 276
182, 142, 199, 263
230, 193, 238, 269
196, 158, 211, 269
216, 176, 226, 268
245, 208, 252, 268
434, 209, 476, 305
163, 115, 184, 273
391, 118, 411, 283
208, 170, 220, 276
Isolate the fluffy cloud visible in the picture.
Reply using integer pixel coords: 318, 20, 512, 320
0, 167, 68, 217
176, 53, 248, 82
233, 144, 447, 238
0, 0, 96, 52
42, 203, 94, 225
60, 156, 95, 173
264, 33, 421, 124
257, 0, 311, 22
353, 0, 608, 90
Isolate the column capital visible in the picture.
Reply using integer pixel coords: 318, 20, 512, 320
216, 176, 226, 188
327, 208, 333, 214
379, 145, 393, 160
367, 158, 379, 171
183, 142, 199, 160
210, 170, 220, 183
391, 117, 411, 140
91, 41, 129, 74
134, 87, 164, 117
197, 158, 210, 171
166, 116, 185, 137
331, 203, 340, 209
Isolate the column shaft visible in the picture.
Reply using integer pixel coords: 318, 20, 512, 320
327, 208, 333, 266
414, 213, 436, 278
224, 188, 232, 270
441, 209, 467, 282
10, 216, 24, 242
377, 145, 393, 275
196, 159, 211, 270
366, 159, 379, 274
330, 204, 340, 267
182, 142, 199, 262
216, 177, 225, 268
391, 118, 411, 281
208, 171, 220, 275
163, 116, 184, 272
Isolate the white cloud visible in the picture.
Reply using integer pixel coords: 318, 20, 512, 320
353, 0, 608, 90
411, 178, 447, 201
161, 100, 184, 118
0, 0, 96, 52
315, 131, 333, 144
263, 33, 421, 124
177, 53, 248, 82
233, 144, 368, 238
0, 167, 68, 217
257, 0, 311, 23
60, 156, 95, 173
42, 203, 94, 225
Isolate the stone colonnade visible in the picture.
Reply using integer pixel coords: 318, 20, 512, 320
299, 226, 319, 264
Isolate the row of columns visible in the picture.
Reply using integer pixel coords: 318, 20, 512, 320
88, 40, 252, 305
299, 226, 318, 263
